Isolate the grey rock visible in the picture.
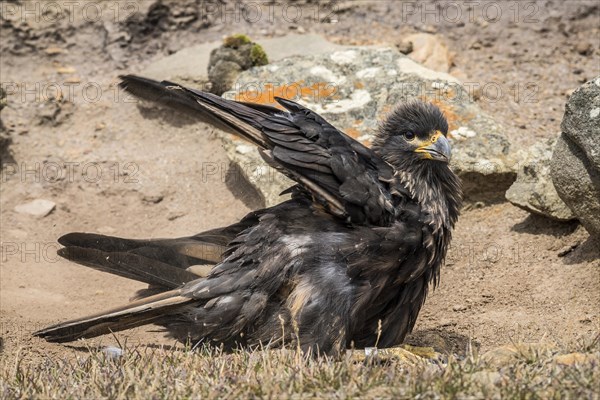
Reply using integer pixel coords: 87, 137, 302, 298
0, 86, 6, 112
551, 76, 600, 238
14, 199, 56, 218
450, 129, 516, 203
208, 60, 243, 96
221, 139, 293, 206
506, 138, 575, 221
140, 36, 516, 206
206, 37, 268, 95
0, 86, 11, 166
552, 135, 600, 237
561, 77, 600, 169
223, 45, 516, 205
208, 45, 255, 72
0, 129, 10, 166
141, 34, 345, 87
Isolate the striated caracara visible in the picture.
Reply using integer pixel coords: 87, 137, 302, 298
34, 75, 462, 355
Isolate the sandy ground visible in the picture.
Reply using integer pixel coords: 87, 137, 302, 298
1, 1, 599, 363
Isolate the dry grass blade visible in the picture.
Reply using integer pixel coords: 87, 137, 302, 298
1, 339, 598, 399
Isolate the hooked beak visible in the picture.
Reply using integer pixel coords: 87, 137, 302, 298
415, 131, 451, 162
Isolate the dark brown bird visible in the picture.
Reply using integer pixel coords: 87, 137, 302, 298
34, 75, 462, 355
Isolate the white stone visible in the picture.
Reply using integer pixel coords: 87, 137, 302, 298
304, 90, 372, 114
450, 126, 477, 139
356, 67, 381, 79
103, 346, 124, 359
364, 347, 378, 356
14, 199, 56, 218
330, 50, 357, 65
357, 134, 373, 143
309, 65, 345, 84
235, 144, 255, 155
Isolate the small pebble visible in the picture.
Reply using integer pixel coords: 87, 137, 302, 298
142, 195, 164, 204
364, 347, 378, 357
397, 40, 413, 55
103, 346, 124, 360
575, 42, 592, 55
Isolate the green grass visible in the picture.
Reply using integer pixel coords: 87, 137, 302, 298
1, 338, 598, 399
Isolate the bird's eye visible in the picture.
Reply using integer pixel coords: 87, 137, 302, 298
404, 132, 415, 141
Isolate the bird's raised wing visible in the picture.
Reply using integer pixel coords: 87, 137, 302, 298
120, 75, 397, 226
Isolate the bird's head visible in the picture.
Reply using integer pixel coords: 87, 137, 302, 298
373, 101, 451, 166
373, 100, 462, 233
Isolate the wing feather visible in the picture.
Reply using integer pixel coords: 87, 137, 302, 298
120, 75, 397, 226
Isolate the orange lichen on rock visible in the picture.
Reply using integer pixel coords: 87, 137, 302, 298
234, 82, 338, 109
378, 104, 393, 119
423, 97, 473, 134
344, 127, 362, 139
344, 127, 372, 147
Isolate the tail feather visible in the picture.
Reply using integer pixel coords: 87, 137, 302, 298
56, 232, 229, 289
49, 220, 259, 323
58, 246, 199, 289
33, 289, 192, 343
59, 232, 226, 266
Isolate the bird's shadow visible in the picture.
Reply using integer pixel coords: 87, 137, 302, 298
134, 104, 270, 210
224, 161, 266, 210
137, 104, 199, 128
58, 330, 475, 360
62, 341, 183, 355
405, 328, 476, 357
